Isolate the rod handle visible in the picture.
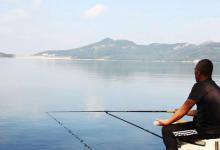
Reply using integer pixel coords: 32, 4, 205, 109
166, 109, 177, 113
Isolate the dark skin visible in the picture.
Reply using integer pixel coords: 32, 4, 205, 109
156, 65, 211, 126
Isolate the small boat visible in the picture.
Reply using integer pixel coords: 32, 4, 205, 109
179, 138, 220, 150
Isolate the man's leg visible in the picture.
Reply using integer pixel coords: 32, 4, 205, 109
162, 122, 197, 150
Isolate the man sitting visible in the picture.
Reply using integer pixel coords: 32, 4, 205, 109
156, 59, 220, 150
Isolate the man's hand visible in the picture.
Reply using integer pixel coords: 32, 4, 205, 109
154, 99, 197, 126
155, 119, 170, 126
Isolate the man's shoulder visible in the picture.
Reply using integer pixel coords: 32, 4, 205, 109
192, 82, 202, 90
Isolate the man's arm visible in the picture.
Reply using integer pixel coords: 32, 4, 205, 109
171, 109, 197, 117
156, 99, 197, 126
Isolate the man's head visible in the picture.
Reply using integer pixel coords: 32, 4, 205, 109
194, 59, 213, 82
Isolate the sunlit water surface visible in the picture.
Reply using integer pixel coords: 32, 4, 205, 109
0, 58, 220, 150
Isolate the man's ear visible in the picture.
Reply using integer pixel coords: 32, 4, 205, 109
197, 70, 201, 76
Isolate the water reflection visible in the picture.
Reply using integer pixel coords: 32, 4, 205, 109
44, 60, 195, 78
0, 58, 220, 150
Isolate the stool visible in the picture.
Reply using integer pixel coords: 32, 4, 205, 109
179, 138, 220, 150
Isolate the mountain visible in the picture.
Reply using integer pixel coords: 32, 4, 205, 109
0, 52, 15, 58
34, 38, 220, 61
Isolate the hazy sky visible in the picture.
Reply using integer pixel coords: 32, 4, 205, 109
1, 0, 220, 54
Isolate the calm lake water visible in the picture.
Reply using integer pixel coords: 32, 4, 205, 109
0, 58, 220, 150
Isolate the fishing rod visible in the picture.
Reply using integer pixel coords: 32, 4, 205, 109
47, 110, 203, 148
46, 109, 177, 147
47, 109, 176, 113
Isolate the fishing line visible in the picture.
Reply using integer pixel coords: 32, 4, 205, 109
46, 112, 93, 150
46, 109, 168, 145
105, 112, 162, 139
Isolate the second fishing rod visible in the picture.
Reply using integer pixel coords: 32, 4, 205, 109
47, 109, 177, 113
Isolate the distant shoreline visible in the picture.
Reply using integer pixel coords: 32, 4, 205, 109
32, 38, 220, 63
14, 56, 220, 63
